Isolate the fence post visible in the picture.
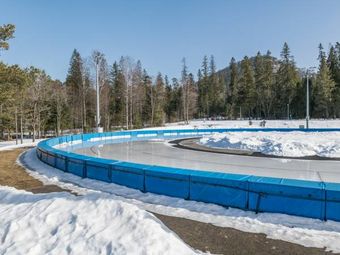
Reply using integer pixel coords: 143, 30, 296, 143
108, 164, 113, 182
323, 184, 327, 221
187, 175, 191, 200
65, 156, 69, 172
255, 193, 263, 214
142, 169, 146, 193
54, 154, 57, 168
83, 160, 87, 178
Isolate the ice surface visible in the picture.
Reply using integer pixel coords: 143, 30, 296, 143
75, 140, 340, 183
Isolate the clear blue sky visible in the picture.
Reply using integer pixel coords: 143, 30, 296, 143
1, 0, 340, 81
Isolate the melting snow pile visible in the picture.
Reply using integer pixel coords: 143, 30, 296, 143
0, 186, 196, 255
199, 132, 340, 157
0, 139, 44, 151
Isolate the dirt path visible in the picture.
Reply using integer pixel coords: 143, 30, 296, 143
0, 148, 336, 255
0, 148, 67, 193
156, 213, 334, 255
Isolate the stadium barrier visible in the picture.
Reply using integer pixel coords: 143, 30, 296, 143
37, 128, 340, 221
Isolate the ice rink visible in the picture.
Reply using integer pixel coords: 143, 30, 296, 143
74, 139, 340, 183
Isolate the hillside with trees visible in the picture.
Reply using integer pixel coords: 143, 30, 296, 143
1, 23, 340, 140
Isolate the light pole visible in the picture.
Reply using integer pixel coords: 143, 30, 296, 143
305, 67, 316, 129
96, 61, 100, 131
92, 51, 103, 133
306, 71, 310, 129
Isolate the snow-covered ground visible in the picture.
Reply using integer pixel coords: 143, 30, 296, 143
2, 120, 340, 254
157, 119, 340, 129
14, 148, 340, 253
199, 131, 340, 157
0, 186, 196, 255
0, 139, 44, 151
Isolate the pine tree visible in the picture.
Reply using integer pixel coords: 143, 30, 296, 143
152, 73, 165, 126
327, 44, 340, 117
208, 55, 216, 115
181, 58, 189, 123
142, 69, 153, 125
313, 44, 335, 118
65, 49, 83, 129
0, 24, 15, 52
229, 57, 239, 118
199, 56, 209, 117
164, 75, 173, 123
238, 56, 256, 118
275, 42, 299, 118
254, 52, 265, 118
171, 78, 182, 121
209, 55, 225, 116
132, 60, 144, 128
110, 62, 125, 127
262, 50, 275, 118
187, 73, 198, 120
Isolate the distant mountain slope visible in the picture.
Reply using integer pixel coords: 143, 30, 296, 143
216, 55, 279, 88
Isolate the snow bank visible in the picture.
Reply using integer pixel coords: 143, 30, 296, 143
0, 186, 196, 255
143, 119, 340, 130
199, 132, 340, 157
0, 139, 44, 151
19, 148, 340, 253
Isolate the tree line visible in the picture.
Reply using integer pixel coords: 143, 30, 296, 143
199, 42, 339, 120
1, 23, 340, 140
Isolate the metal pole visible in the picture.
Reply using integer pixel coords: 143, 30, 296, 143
96, 62, 100, 131
306, 72, 310, 129
287, 103, 289, 120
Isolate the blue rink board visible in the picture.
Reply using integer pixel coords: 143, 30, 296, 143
37, 128, 340, 221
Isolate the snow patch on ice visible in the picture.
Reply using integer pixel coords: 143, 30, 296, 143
199, 132, 340, 157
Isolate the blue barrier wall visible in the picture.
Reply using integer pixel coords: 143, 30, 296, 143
37, 128, 340, 221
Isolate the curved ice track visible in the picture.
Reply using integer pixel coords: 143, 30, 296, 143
37, 128, 340, 221
76, 140, 340, 183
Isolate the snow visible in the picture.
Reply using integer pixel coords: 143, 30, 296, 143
0, 186, 196, 255
17, 148, 340, 253
0, 139, 44, 151
199, 131, 340, 157
2, 120, 340, 253
147, 119, 340, 130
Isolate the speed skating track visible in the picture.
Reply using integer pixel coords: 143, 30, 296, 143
37, 128, 340, 221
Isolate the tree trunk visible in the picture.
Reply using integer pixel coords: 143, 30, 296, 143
83, 89, 86, 133
15, 108, 18, 145
20, 104, 23, 144
38, 111, 41, 139
56, 114, 60, 137
33, 103, 37, 142
126, 83, 129, 130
